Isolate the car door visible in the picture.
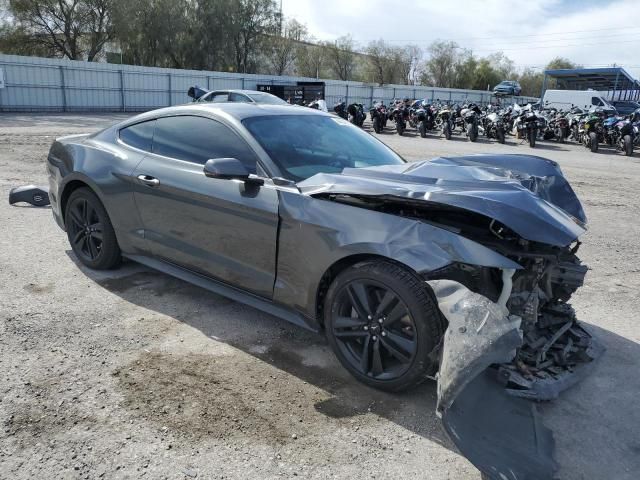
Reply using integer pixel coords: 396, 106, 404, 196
132, 114, 279, 298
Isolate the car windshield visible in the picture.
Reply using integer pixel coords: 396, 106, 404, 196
243, 114, 406, 181
247, 93, 287, 105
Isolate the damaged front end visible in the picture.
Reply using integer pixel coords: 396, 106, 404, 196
298, 155, 603, 479
422, 223, 602, 479
426, 239, 602, 406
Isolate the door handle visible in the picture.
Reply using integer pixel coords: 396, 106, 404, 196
137, 174, 160, 187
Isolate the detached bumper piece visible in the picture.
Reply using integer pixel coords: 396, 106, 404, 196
9, 185, 50, 207
428, 279, 603, 480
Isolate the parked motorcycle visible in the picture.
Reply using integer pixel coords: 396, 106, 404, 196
390, 99, 410, 136
603, 115, 634, 156
369, 101, 388, 133
512, 104, 539, 148
566, 106, 586, 142
482, 108, 507, 144
632, 109, 640, 148
333, 101, 348, 120
544, 109, 570, 143
460, 103, 482, 142
581, 108, 606, 153
347, 103, 366, 127
435, 104, 454, 140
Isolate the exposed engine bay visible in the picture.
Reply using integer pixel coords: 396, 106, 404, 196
321, 193, 601, 402
309, 188, 600, 478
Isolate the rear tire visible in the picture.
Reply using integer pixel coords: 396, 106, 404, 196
467, 123, 478, 142
324, 260, 443, 392
419, 121, 427, 138
396, 122, 404, 136
64, 187, 121, 270
528, 128, 536, 148
623, 134, 633, 156
373, 116, 381, 134
589, 132, 599, 153
497, 128, 506, 144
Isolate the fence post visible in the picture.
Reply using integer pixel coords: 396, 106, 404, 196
345, 84, 349, 105
119, 70, 126, 112
208, 76, 212, 90
59, 66, 67, 112
242, 77, 245, 89
370, 85, 374, 107
392, 87, 396, 100
167, 73, 172, 106
413, 88, 416, 100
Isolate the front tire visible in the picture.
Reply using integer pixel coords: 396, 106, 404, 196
324, 260, 443, 392
443, 122, 452, 140
528, 128, 536, 148
419, 120, 427, 138
64, 187, 121, 270
497, 128, 506, 144
396, 122, 405, 136
589, 132, 599, 153
623, 134, 633, 156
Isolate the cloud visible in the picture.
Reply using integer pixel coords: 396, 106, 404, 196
282, 0, 640, 78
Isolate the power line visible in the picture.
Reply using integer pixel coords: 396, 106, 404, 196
471, 38, 640, 53
356, 26, 640, 44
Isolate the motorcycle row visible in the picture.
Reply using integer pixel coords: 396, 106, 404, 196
330, 98, 640, 156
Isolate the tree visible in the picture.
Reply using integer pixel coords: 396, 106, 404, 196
228, 0, 279, 73
364, 39, 389, 85
295, 39, 325, 78
546, 57, 580, 71
517, 67, 544, 97
324, 35, 356, 81
266, 18, 307, 76
421, 40, 460, 87
7, 0, 113, 60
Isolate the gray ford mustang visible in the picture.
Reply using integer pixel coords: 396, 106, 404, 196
47, 103, 601, 479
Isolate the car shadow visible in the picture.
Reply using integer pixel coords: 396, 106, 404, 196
67, 256, 454, 451
68, 254, 640, 479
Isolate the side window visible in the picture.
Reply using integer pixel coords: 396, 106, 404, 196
210, 93, 229, 103
152, 116, 258, 173
119, 120, 156, 151
229, 92, 252, 103
592, 97, 603, 106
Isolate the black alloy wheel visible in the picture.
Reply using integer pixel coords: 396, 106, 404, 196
325, 261, 442, 391
65, 188, 121, 269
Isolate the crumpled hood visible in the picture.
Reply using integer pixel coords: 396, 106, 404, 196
298, 154, 586, 247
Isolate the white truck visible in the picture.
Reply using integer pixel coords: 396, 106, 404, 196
542, 89, 615, 111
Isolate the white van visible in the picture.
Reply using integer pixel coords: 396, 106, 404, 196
542, 89, 615, 111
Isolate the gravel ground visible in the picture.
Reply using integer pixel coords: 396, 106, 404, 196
1, 113, 639, 480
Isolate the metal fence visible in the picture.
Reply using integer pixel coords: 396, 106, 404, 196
0, 54, 538, 113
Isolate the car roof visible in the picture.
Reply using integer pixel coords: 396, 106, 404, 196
117, 103, 326, 127
211, 89, 268, 95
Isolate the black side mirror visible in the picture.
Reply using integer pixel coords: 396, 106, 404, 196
203, 158, 264, 185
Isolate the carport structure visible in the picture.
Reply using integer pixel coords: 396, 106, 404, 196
542, 67, 640, 102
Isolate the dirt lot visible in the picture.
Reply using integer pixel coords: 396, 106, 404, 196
1, 113, 640, 480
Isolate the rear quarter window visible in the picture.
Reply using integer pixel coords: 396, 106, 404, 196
119, 120, 156, 151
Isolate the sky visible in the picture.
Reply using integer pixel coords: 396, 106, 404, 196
281, 0, 640, 79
